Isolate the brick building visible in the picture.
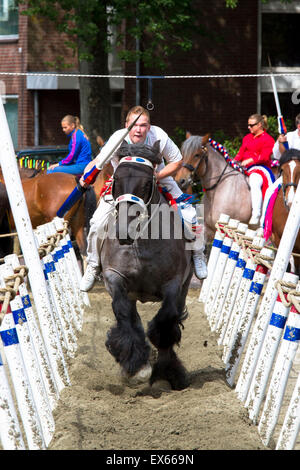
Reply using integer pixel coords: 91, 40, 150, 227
0, 0, 299, 151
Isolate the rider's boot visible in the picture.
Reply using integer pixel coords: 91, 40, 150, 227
80, 264, 102, 292
192, 248, 208, 280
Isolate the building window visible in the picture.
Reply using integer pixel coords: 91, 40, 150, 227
261, 13, 300, 67
0, 0, 18, 36
3, 97, 18, 149
260, 2, 300, 122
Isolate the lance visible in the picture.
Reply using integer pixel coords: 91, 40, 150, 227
268, 55, 289, 150
56, 112, 143, 218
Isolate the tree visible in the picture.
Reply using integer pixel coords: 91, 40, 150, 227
19, 0, 293, 152
19, 0, 196, 153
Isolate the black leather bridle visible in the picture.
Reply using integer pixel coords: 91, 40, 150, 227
180, 145, 241, 192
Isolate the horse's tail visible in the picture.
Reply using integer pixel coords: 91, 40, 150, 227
83, 186, 97, 232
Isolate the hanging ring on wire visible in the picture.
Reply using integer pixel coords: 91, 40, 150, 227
146, 100, 154, 111
146, 78, 154, 110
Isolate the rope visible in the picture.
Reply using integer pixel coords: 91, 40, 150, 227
287, 288, 300, 313
275, 279, 298, 307
0, 71, 300, 79
0, 265, 28, 324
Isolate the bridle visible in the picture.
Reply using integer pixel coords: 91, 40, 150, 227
180, 146, 208, 190
112, 155, 162, 243
113, 156, 157, 213
181, 145, 240, 191
280, 158, 300, 210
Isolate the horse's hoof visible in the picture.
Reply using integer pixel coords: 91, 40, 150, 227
180, 307, 189, 322
121, 363, 152, 387
151, 379, 172, 392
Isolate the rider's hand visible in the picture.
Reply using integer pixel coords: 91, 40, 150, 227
278, 134, 287, 143
241, 158, 253, 167
48, 163, 59, 170
79, 175, 89, 188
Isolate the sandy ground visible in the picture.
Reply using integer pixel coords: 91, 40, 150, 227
48, 279, 267, 451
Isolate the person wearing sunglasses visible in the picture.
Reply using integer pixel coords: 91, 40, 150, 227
233, 114, 275, 226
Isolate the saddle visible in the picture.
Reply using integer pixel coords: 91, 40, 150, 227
246, 165, 276, 199
261, 177, 282, 241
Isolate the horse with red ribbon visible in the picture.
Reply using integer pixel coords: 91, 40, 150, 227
175, 134, 252, 243
175, 133, 277, 244
263, 148, 300, 274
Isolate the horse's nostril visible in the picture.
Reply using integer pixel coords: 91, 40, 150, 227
179, 179, 185, 186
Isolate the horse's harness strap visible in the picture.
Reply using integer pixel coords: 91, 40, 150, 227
119, 156, 154, 169
115, 193, 147, 211
114, 155, 156, 210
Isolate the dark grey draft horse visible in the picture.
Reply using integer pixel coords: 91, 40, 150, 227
100, 140, 193, 390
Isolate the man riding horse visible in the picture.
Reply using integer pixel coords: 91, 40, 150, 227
79, 106, 208, 292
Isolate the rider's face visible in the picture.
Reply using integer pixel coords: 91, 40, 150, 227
61, 121, 75, 135
126, 113, 150, 143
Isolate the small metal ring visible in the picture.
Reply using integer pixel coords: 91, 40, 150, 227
146, 100, 154, 111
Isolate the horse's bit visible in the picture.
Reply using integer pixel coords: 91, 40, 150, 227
181, 146, 208, 190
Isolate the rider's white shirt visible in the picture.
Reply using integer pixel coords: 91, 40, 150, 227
273, 129, 300, 160
98, 125, 182, 172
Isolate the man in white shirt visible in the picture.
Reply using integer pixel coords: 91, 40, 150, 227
260, 113, 300, 228
273, 113, 300, 159
79, 106, 207, 291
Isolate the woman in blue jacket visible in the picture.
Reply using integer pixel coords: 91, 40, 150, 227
47, 115, 92, 175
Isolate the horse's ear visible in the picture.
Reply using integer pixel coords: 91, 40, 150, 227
202, 133, 210, 145
116, 140, 129, 157
152, 140, 163, 164
120, 140, 129, 149
186, 131, 192, 139
153, 140, 160, 152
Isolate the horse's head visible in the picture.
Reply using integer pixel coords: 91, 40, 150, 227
176, 133, 210, 193
112, 140, 162, 245
279, 149, 300, 209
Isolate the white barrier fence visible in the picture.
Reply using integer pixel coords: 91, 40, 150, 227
199, 179, 300, 450
0, 97, 89, 449
0, 219, 88, 449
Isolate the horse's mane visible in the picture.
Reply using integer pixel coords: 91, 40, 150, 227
279, 148, 300, 166
181, 135, 204, 159
116, 140, 162, 166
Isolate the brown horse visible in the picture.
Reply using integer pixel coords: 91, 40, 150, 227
0, 160, 113, 261
271, 149, 300, 274
175, 133, 252, 243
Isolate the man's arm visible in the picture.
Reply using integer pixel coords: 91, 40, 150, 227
155, 160, 182, 181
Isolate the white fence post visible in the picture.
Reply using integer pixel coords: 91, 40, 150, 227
217, 228, 256, 346
199, 213, 230, 304
235, 182, 300, 402
3, 254, 59, 411
245, 272, 299, 423
258, 281, 300, 446
225, 246, 274, 386
209, 222, 248, 331
0, 351, 25, 449
205, 218, 240, 321
0, 97, 69, 396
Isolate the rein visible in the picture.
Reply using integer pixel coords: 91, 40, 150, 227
182, 141, 243, 192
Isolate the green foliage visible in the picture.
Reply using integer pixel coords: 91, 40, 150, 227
265, 115, 293, 140
18, 0, 196, 70
212, 130, 241, 157
170, 126, 186, 148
